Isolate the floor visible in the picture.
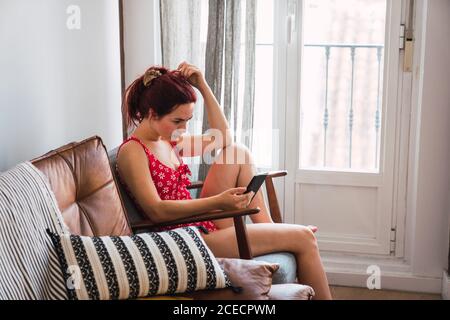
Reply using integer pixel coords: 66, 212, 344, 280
330, 286, 441, 300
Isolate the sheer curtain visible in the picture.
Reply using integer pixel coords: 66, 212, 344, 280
160, 0, 202, 70
160, 0, 204, 183
160, 0, 204, 136
160, 0, 257, 182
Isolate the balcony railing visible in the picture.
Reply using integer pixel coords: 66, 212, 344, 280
303, 43, 384, 170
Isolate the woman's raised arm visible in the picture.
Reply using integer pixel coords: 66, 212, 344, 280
175, 62, 233, 157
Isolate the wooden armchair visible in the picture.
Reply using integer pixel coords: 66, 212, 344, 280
131, 171, 288, 260
109, 148, 297, 284
108, 147, 287, 260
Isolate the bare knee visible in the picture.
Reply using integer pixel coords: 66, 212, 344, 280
217, 143, 253, 165
293, 226, 319, 254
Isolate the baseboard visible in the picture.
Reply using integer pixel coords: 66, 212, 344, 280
327, 270, 442, 294
322, 252, 443, 295
442, 270, 450, 300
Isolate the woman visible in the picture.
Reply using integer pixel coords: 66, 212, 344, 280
117, 62, 332, 300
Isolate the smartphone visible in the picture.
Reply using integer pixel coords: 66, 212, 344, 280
243, 173, 268, 202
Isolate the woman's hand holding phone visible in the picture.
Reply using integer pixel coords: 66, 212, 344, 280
215, 187, 255, 211
243, 173, 268, 202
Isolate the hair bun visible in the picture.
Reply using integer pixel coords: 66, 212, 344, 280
143, 67, 168, 87
143, 69, 161, 87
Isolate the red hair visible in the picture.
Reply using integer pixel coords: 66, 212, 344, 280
122, 66, 197, 128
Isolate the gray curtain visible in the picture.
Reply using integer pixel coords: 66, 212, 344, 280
160, 0, 204, 183
160, 0, 204, 134
199, 0, 257, 182
242, 0, 257, 150
160, 0, 202, 70
160, 0, 257, 183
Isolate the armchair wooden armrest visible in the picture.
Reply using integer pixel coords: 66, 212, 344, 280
187, 181, 204, 190
186, 173, 286, 191
132, 208, 260, 231
266, 170, 288, 179
132, 207, 261, 260
264, 171, 287, 224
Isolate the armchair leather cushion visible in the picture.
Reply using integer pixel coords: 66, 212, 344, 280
108, 147, 145, 227
253, 252, 297, 284
47, 227, 231, 300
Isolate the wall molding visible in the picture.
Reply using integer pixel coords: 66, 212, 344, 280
442, 270, 450, 300
323, 252, 443, 295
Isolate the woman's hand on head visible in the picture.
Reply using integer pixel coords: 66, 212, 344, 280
177, 61, 206, 90
215, 187, 255, 211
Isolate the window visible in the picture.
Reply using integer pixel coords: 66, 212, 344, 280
299, 0, 387, 172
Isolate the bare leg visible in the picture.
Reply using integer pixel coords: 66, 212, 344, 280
200, 144, 318, 230
200, 144, 273, 229
203, 223, 332, 300
199, 144, 331, 299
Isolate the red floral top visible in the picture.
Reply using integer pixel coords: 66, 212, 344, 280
116, 136, 218, 233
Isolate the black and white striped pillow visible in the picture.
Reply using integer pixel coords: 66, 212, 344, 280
47, 227, 231, 300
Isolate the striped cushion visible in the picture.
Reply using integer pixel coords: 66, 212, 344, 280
0, 163, 69, 300
47, 227, 231, 300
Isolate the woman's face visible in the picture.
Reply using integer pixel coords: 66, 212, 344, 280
149, 103, 194, 140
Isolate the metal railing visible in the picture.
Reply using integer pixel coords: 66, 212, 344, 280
304, 44, 384, 169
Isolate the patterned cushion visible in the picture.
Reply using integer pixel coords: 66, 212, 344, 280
47, 227, 231, 300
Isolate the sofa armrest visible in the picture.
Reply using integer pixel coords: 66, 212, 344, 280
268, 284, 315, 300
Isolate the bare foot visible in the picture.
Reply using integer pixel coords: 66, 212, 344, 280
308, 225, 318, 233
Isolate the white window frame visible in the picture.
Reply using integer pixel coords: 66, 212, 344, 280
270, 0, 446, 293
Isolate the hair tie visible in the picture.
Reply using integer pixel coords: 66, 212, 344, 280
143, 69, 162, 87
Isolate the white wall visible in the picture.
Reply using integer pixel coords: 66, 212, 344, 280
407, 0, 450, 279
122, 0, 162, 87
0, 0, 122, 172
